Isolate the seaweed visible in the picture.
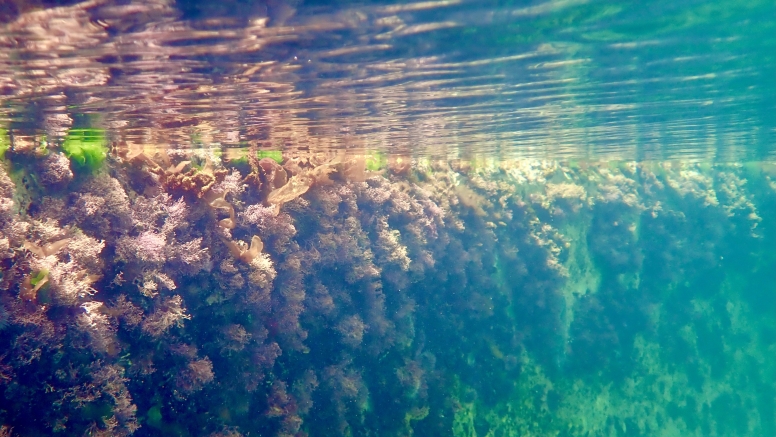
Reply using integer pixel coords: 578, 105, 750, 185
61, 128, 108, 172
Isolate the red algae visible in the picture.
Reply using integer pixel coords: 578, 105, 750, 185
0, 151, 773, 437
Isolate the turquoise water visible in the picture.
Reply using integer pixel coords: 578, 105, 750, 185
0, 1, 774, 436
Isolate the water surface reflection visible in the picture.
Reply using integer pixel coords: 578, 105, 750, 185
0, 0, 773, 160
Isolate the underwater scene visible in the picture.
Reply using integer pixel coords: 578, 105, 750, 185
0, 0, 774, 436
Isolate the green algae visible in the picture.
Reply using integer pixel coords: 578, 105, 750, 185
145, 405, 163, 428
365, 151, 386, 171
62, 128, 108, 172
29, 270, 48, 287
257, 150, 283, 163
0, 128, 8, 160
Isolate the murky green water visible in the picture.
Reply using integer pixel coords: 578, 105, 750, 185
0, 1, 774, 436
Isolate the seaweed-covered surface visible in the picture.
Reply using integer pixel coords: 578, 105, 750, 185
0, 144, 774, 436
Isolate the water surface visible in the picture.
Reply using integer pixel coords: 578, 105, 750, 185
0, 0, 773, 159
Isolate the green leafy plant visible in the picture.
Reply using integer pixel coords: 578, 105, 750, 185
365, 152, 386, 171
29, 270, 49, 287
257, 150, 283, 163
62, 128, 108, 171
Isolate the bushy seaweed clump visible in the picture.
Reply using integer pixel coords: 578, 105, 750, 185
61, 128, 108, 172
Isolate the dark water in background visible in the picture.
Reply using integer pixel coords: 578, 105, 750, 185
0, 1, 775, 437
0, 0, 774, 159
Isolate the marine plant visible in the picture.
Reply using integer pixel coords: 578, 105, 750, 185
365, 151, 386, 171
0, 128, 8, 160
0, 152, 773, 437
61, 128, 108, 172
257, 150, 283, 163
